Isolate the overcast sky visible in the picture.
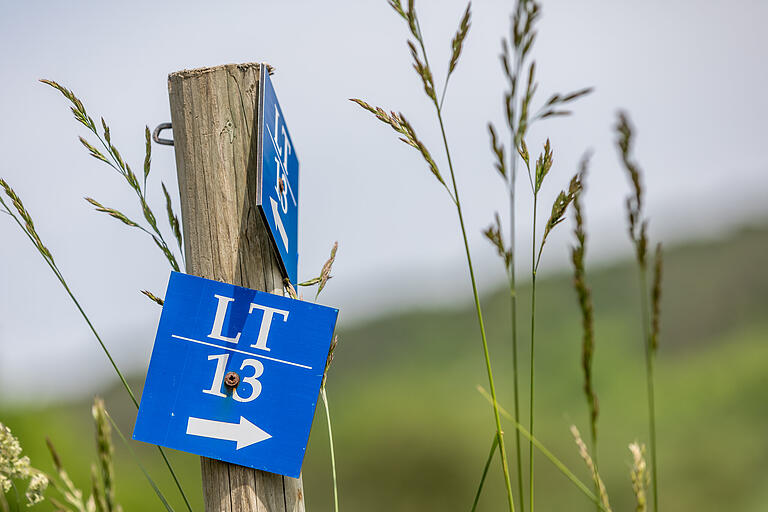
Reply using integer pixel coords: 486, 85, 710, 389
1, 0, 766, 400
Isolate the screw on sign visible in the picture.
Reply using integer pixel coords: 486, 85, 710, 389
133, 272, 338, 478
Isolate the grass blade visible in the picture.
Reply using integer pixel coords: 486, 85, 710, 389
477, 386, 608, 511
105, 410, 175, 512
321, 388, 339, 512
0, 179, 193, 512
470, 434, 498, 512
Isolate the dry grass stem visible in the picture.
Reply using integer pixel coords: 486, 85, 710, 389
91, 398, 119, 512
569, 425, 611, 512
630, 442, 649, 512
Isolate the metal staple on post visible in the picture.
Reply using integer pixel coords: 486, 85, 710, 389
153, 122, 174, 146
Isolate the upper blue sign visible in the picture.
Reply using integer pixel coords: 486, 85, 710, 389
259, 65, 299, 286
133, 272, 338, 478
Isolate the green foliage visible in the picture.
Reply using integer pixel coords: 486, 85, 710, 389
4, 225, 766, 511
354, 2, 519, 509
1, 164, 191, 512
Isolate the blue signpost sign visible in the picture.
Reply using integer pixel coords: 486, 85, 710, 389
259, 65, 299, 286
133, 272, 338, 478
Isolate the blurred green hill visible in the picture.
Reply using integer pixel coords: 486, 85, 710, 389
3, 224, 768, 511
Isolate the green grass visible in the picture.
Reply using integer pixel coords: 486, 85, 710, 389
2, 224, 767, 511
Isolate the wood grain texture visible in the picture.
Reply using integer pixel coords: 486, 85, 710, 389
169, 62, 305, 512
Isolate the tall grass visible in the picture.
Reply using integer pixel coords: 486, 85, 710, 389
0, 78, 193, 510
486, 2, 591, 508
292, 241, 341, 512
568, 154, 609, 512
353, 1, 517, 509
0, 178, 188, 512
1, 396, 175, 512
355, 1, 665, 511
616, 111, 663, 511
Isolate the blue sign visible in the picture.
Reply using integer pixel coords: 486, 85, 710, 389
259, 65, 299, 286
133, 272, 338, 478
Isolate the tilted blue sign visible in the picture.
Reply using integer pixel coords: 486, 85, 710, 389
133, 272, 338, 478
259, 65, 299, 286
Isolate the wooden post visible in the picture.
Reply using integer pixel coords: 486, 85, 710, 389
168, 62, 305, 512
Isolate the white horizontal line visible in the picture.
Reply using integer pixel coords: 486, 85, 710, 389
171, 334, 312, 370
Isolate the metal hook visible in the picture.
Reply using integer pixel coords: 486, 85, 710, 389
153, 122, 174, 146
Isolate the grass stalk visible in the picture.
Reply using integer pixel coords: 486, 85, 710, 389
471, 434, 499, 512
570, 157, 600, 511
0, 182, 193, 512
442, 118, 516, 512
477, 387, 608, 511
321, 387, 339, 512
507, 265, 524, 512
416, 15, 515, 509
105, 412, 175, 512
528, 191, 538, 512
355, 3, 516, 508
495, 4, 592, 508
297, 241, 340, 511
616, 111, 660, 511
638, 265, 659, 512
507, 47, 526, 512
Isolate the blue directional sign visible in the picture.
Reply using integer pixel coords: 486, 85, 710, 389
133, 272, 338, 478
258, 65, 299, 286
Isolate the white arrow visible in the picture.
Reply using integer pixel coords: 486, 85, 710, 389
270, 197, 290, 250
186, 416, 272, 450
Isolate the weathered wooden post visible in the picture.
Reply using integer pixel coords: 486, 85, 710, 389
167, 62, 305, 512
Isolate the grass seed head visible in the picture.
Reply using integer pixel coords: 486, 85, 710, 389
541, 172, 580, 250
488, 123, 507, 180
570, 425, 611, 512
534, 138, 553, 193
161, 182, 183, 253
629, 442, 649, 512
483, 212, 512, 271
570, 154, 598, 440
283, 278, 299, 299
143, 126, 152, 185
408, 40, 436, 102
91, 397, 116, 512
316, 241, 338, 298
140, 290, 164, 306
615, 111, 648, 266
322, 335, 339, 387
85, 197, 140, 228
0, 422, 48, 506
388, 0, 407, 19
448, 3, 472, 76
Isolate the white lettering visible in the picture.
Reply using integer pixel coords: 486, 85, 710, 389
202, 353, 228, 397
208, 294, 241, 344
248, 303, 289, 351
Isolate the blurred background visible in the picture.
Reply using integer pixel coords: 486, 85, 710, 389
1, 0, 767, 510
